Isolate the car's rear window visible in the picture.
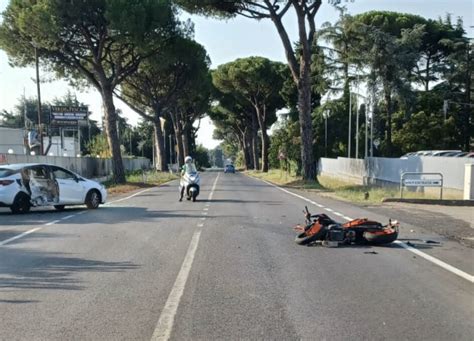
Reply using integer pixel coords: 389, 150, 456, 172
0, 168, 17, 177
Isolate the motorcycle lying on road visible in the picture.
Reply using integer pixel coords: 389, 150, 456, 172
293, 206, 399, 247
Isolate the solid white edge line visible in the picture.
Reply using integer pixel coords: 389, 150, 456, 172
249, 175, 474, 284
151, 230, 202, 341
394, 241, 474, 283
61, 215, 75, 220
0, 227, 42, 246
107, 188, 153, 205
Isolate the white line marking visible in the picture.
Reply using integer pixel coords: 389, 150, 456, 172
200, 217, 206, 221
207, 173, 220, 201
333, 212, 344, 217
61, 215, 75, 220
394, 241, 474, 283
201, 212, 208, 216
0, 227, 42, 246
45, 220, 60, 226
151, 230, 202, 341
324, 208, 334, 212
249, 175, 474, 284
203, 208, 209, 211
197, 223, 204, 227
107, 188, 153, 205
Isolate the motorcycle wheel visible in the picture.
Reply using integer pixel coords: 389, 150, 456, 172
363, 230, 398, 245
295, 227, 326, 245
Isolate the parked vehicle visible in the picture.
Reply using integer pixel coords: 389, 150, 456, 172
446, 152, 467, 157
431, 150, 462, 157
401, 150, 462, 158
0, 163, 107, 214
293, 206, 399, 247
224, 164, 235, 173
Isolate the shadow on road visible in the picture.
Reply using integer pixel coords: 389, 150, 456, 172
0, 248, 139, 292
0, 206, 210, 228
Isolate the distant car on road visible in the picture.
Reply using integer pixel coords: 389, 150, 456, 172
224, 164, 235, 173
0, 163, 107, 214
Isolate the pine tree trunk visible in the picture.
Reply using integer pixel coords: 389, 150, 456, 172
101, 88, 125, 184
255, 106, 269, 172
297, 64, 316, 180
175, 127, 184, 166
384, 84, 393, 156
251, 113, 259, 170
152, 118, 166, 171
182, 127, 190, 157
244, 130, 254, 169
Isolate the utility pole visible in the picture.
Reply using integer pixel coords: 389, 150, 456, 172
34, 46, 43, 155
23, 87, 27, 129
348, 89, 352, 158
355, 74, 361, 159
465, 38, 472, 151
365, 97, 369, 159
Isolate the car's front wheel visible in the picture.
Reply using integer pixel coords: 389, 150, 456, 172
85, 190, 101, 209
10, 193, 31, 214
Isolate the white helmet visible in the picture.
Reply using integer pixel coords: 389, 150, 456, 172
185, 156, 193, 163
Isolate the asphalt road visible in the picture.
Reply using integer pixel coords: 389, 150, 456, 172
0, 172, 473, 340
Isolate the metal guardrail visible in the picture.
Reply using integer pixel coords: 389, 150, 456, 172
400, 172, 443, 199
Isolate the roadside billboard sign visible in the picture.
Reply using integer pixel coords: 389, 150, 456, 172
50, 106, 88, 127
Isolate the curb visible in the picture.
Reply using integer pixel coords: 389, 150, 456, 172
382, 198, 474, 206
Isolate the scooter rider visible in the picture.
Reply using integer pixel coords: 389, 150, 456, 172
179, 156, 195, 201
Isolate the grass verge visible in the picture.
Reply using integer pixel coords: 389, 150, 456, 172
103, 170, 178, 195
245, 169, 454, 204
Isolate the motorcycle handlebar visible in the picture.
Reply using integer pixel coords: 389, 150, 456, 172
304, 206, 311, 219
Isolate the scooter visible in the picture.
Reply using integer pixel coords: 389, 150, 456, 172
180, 170, 200, 202
293, 206, 399, 247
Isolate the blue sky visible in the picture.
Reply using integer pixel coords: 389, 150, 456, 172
0, 0, 472, 149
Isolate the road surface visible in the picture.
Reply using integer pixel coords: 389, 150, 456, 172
1, 172, 473, 340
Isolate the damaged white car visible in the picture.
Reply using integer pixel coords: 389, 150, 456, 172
0, 163, 107, 214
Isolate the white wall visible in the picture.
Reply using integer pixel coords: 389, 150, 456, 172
319, 156, 474, 191
0, 127, 25, 154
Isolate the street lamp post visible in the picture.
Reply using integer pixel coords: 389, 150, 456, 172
323, 109, 330, 157
348, 89, 352, 158
34, 46, 43, 155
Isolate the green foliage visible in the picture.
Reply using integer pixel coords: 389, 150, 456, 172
193, 144, 211, 169
212, 56, 286, 127
87, 134, 110, 158
268, 119, 301, 173
392, 111, 458, 154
